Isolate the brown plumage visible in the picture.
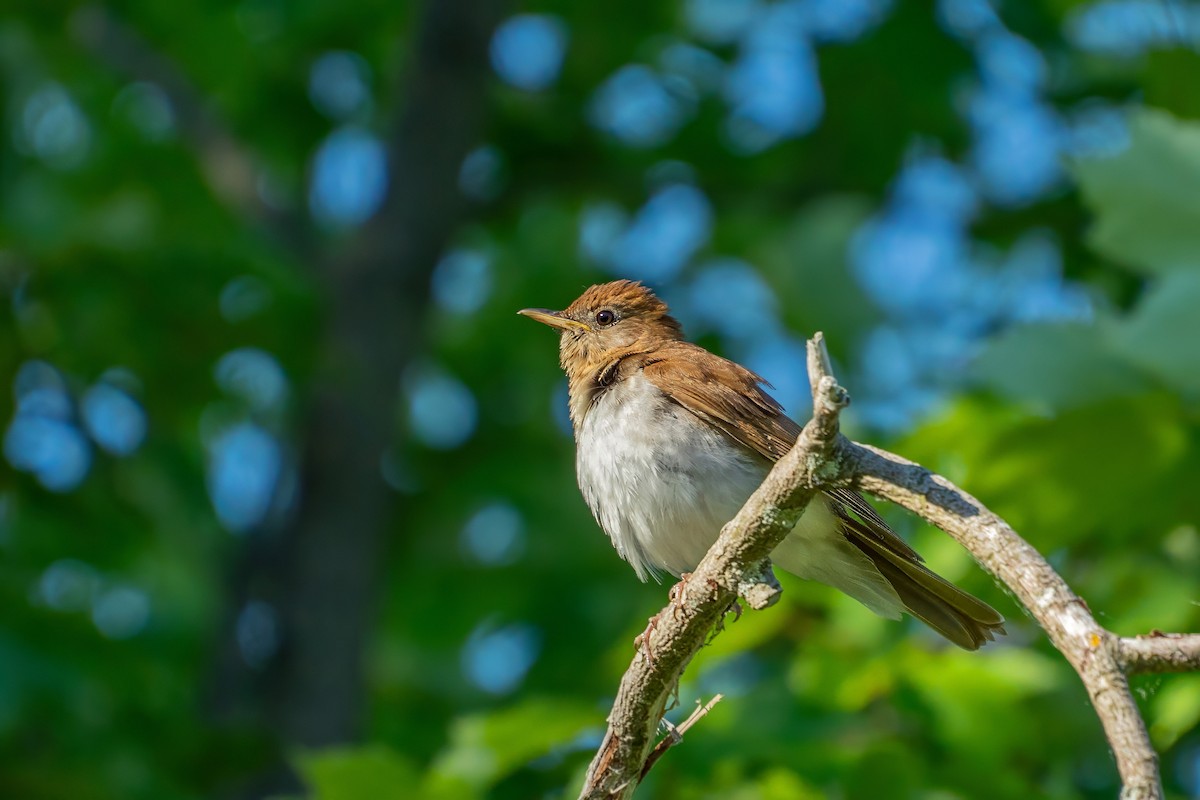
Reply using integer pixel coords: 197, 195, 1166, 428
520, 279, 1004, 650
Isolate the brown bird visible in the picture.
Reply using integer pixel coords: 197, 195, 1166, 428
519, 279, 1004, 649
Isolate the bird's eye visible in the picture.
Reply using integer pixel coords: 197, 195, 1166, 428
595, 309, 616, 326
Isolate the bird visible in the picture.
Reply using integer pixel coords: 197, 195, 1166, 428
519, 279, 1004, 650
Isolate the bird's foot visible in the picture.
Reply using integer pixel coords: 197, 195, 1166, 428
634, 613, 661, 667
668, 572, 693, 621
709, 599, 742, 640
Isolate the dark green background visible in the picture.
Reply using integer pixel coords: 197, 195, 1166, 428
1, 1, 1198, 798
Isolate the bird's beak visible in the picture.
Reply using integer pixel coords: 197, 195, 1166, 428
517, 308, 589, 333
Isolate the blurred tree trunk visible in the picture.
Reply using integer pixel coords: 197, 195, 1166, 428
209, 0, 506, 791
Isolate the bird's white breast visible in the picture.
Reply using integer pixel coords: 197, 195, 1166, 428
573, 373, 903, 619
575, 373, 771, 580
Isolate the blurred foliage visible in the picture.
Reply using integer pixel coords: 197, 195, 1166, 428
1, 1, 1199, 800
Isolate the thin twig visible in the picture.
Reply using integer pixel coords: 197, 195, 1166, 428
639, 694, 725, 781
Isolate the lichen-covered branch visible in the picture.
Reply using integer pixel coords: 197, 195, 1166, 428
581, 333, 1198, 800
578, 334, 848, 800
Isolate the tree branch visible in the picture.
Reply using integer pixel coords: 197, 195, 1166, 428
841, 444, 1164, 800
580, 333, 1198, 800
1117, 633, 1200, 675
578, 333, 848, 800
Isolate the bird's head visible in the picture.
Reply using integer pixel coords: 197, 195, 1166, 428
518, 280, 683, 377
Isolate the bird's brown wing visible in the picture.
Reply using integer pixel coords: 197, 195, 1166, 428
640, 345, 918, 553
639, 344, 1005, 649
639, 343, 801, 462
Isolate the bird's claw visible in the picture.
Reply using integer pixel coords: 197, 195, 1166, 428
668, 572, 693, 621
635, 613, 660, 667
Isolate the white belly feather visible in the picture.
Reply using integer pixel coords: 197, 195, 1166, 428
576, 374, 768, 580
574, 374, 904, 622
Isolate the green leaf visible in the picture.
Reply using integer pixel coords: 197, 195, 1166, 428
750, 766, 826, 800
427, 697, 597, 792
900, 396, 1189, 547
1109, 269, 1200, 396
295, 745, 421, 800
1148, 675, 1200, 749
757, 194, 882, 352
899, 645, 1065, 765
1073, 108, 1200, 274
971, 321, 1149, 411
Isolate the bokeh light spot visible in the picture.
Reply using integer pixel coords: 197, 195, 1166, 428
852, 212, 970, 317
976, 31, 1047, 93
309, 126, 388, 227
724, 28, 823, 152
20, 83, 91, 169
490, 14, 569, 92
37, 559, 100, 612
4, 417, 91, 492
607, 184, 712, 281
1066, 0, 1198, 58
968, 94, 1064, 206
214, 348, 288, 413
461, 502, 526, 566
998, 231, 1094, 323
309, 50, 372, 120
81, 381, 146, 457
92, 585, 151, 640
406, 367, 478, 450
432, 249, 492, 315
461, 621, 541, 695
892, 155, 978, 224
5, 362, 91, 492
803, 0, 894, 43
685, 0, 763, 43
459, 145, 506, 202
590, 65, 694, 148
742, 332, 811, 417
206, 422, 282, 533
687, 259, 779, 340
937, 0, 1001, 39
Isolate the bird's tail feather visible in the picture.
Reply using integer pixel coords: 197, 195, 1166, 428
845, 523, 1005, 650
